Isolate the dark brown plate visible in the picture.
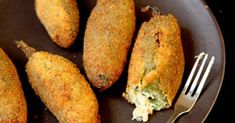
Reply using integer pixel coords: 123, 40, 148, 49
0, 0, 225, 123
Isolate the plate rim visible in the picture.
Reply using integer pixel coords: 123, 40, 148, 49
200, 0, 226, 122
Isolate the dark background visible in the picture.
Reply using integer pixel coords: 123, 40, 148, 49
205, 0, 233, 122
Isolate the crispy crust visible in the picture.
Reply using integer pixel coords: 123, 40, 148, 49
83, 0, 135, 90
125, 14, 184, 106
35, 0, 79, 48
26, 52, 99, 123
0, 48, 27, 123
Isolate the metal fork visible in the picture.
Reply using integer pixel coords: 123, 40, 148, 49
167, 52, 215, 123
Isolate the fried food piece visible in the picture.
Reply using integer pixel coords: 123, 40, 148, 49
16, 41, 99, 123
83, 0, 136, 90
35, 0, 79, 48
26, 52, 99, 123
123, 14, 185, 122
0, 48, 27, 123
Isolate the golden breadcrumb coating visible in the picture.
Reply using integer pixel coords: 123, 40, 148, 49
35, 0, 79, 48
123, 14, 184, 121
84, 0, 135, 90
0, 48, 27, 123
26, 51, 99, 123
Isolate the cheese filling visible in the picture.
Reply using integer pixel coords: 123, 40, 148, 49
125, 83, 168, 122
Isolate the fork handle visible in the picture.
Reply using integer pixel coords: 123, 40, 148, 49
167, 109, 186, 123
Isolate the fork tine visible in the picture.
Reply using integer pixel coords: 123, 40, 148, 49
188, 54, 208, 95
195, 56, 215, 97
182, 52, 205, 93
168, 53, 215, 123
